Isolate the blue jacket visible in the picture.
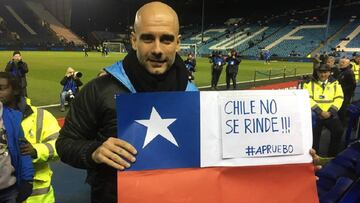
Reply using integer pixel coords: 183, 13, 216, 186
184, 59, 196, 72
211, 56, 225, 69
62, 79, 78, 93
105, 61, 198, 93
4, 106, 34, 184
60, 76, 83, 94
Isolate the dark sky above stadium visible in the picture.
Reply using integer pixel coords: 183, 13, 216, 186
71, 0, 351, 36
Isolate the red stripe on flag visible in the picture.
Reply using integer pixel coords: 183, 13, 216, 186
118, 163, 318, 203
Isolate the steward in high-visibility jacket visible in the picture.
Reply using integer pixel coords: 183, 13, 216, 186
21, 104, 60, 203
303, 64, 344, 157
351, 54, 360, 83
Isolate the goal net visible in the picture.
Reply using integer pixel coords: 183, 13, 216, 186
102, 42, 127, 53
179, 43, 197, 57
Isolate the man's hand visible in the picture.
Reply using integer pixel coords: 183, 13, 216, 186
92, 137, 137, 170
319, 111, 331, 119
310, 149, 321, 170
20, 141, 37, 159
310, 149, 322, 180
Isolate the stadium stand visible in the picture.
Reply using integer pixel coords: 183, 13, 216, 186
24, 0, 85, 46
0, 0, 60, 47
182, 26, 228, 45
206, 26, 265, 52
320, 19, 360, 56
336, 19, 360, 52
347, 26, 360, 48
242, 24, 295, 57
0, 15, 17, 46
87, 31, 117, 45
178, 2, 360, 59
180, 24, 201, 42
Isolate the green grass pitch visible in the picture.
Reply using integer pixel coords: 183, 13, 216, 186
0, 51, 312, 107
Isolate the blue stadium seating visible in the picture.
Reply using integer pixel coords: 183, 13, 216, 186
345, 102, 360, 145
317, 142, 360, 203
197, 25, 267, 55
321, 19, 360, 54
319, 177, 353, 203
339, 179, 360, 203
179, 3, 360, 58
347, 25, 360, 48
241, 24, 293, 57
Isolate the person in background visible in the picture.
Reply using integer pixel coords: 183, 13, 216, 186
225, 49, 241, 90
103, 46, 109, 57
83, 45, 89, 57
184, 53, 196, 81
101, 45, 105, 56
312, 55, 337, 80
297, 74, 311, 89
311, 53, 322, 80
326, 56, 339, 80
351, 53, 360, 83
0, 72, 34, 202
5, 51, 29, 97
209, 51, 225, 90
264, 49, 271, 64
303, 64, 344, 157
319, 51, 327, 64
59, 67, 83, 112
337, 58, 356, 125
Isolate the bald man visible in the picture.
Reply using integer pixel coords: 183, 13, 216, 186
56, 2, 197, 202
338, 58, 356, 125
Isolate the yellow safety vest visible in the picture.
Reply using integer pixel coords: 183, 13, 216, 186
351, 62, 360, 83
22, 106, 60, 203
303, 79, 344, 113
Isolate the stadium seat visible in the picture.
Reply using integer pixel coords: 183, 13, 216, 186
319, 176, 353, 203
345, 102, 360, 145
338, 178, 360, 203
317, 142, 360, 202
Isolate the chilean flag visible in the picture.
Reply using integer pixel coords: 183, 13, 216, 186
116, 91, 318, 203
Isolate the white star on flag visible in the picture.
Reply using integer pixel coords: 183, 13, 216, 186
135, 107, 178, 149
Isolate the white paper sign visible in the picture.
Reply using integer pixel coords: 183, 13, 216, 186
220, 90, 307, 158
200, 90, 313, 167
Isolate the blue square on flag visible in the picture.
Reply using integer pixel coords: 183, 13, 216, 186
116, 92, 200, 171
